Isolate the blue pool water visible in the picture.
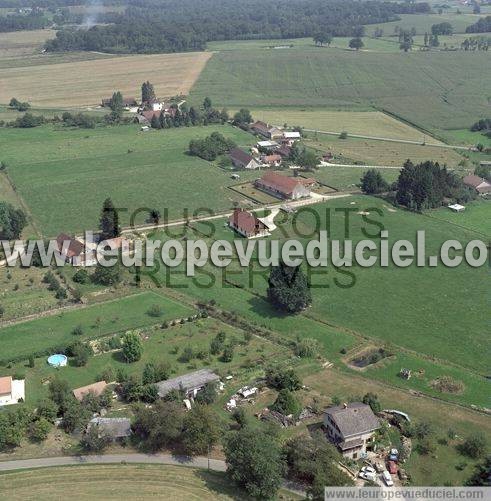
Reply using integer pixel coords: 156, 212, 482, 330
47, 354, 67, 367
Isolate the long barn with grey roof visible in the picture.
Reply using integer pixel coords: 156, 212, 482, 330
155, 369, 220, 398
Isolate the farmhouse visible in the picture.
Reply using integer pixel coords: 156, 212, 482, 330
262, 154, 282, 167
282, 131, 301, 146
276, 144, 292, 158
463, 175, 491, 195
257, 140, 279, 151
229, 208, 270, 238
73, 381, 108, 402
229, 148, 261, 170
255, 172, 314, 200
323, 402, 380, 459
87, 417, 132, 440
155, 369, 220, 399
56, 234, 96, 267
0, 376, 25, 407
250, 121, 283, 140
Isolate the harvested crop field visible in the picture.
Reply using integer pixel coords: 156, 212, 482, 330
0, 465, 239, 500
0, 29, 55, 59
0, 52, 212, 107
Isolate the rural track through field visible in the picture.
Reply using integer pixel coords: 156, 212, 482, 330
303, 128, 473, 151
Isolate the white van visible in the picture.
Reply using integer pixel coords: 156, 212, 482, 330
382, 470, 394, 487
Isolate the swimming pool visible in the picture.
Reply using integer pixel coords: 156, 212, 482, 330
47, 354, 68, 367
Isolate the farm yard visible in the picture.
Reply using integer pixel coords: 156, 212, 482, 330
0, 52, 212, 107
190, 49, 489, 135
0, 124, 255, 236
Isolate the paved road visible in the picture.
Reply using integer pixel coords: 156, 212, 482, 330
304, 128, 473, 151
0, 453, 226, 472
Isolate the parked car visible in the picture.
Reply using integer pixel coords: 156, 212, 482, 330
359, 471, 376, 481
389, 448, 399, 461
388, 460, 398, 474
382, 470, 394, 487
361, 466, 376, 475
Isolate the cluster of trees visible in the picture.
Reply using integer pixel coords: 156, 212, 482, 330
431, 22, 453, 36
133, 400, 221, 454
45, 0, 431, 54
9, 97, 30, 112
61, 112, 97, 129
0, 405, 52, 451
360, 169, 390, 194
0, 9, 49, 32
7, 112, 46, 128
398, 30, 414, 52
423, 31, 441, 47
150, 98, 229, 130
42, 270, 68, 301
465, 15, 491, 34
0, 202, 27, 240
460, 36, 490, 51
188, 132, 236, 161
289, 143, 319, 170
396, 160, 476, 211
267, 261, 312, 314
470, 118, 491, 132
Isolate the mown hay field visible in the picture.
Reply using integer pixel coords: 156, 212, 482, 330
0, 29, 55, 59
0, 51, 212, 107
0, 465, 240, 500
190, 49, 490, 134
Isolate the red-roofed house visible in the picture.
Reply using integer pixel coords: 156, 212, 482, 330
0, 376, 25, 406
255, 172, 315, 200
250, 121, 283, 140
73, 381, 108, 402
228, 208, 269, 238
463, 175, 491, 195
262, 154, 282, 167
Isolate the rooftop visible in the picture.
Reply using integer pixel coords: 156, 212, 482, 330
73, 381, 108, 402
88, 417, 131, 438
0, 376, 12, 395
324, 402, 380, 438
230, 147, 254, 165
155, 369, 220, 397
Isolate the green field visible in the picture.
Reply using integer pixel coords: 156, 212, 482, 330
0, 124, 256, 236
0, 465, 243, 500
0, 292, 192, 362
313, 166, 400, 190
148, 196, 488, 373
425, 199, 491, 236
190, 49, 490, 134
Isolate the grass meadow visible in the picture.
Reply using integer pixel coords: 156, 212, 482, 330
0, 292, 192, 362
148, 195, 488, 373
190, 49, 490, 134
0, 124, 256, 236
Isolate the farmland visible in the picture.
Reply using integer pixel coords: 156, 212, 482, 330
148, 196, 488, 373
0, 52, 212, 107
0, 29, 55, 59
0, 291, 192, 362
0, 465, 242, 500
0, 124, 255, 236
190, 49, 489, 134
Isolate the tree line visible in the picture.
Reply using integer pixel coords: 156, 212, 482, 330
44, 0, 431, 54
465, 15, 491, 34
0, 8, 49, 32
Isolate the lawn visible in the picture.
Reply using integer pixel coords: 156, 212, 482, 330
308, 135, 463, 167
0, 291, 193, 363
0, 51, 211, 107
190, 49, 490, 134
424, 199, 491, 237
245, 109, 440, 143
313, 166, 400, 190
0, 124, 255, 236
0, 465, 243, 500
